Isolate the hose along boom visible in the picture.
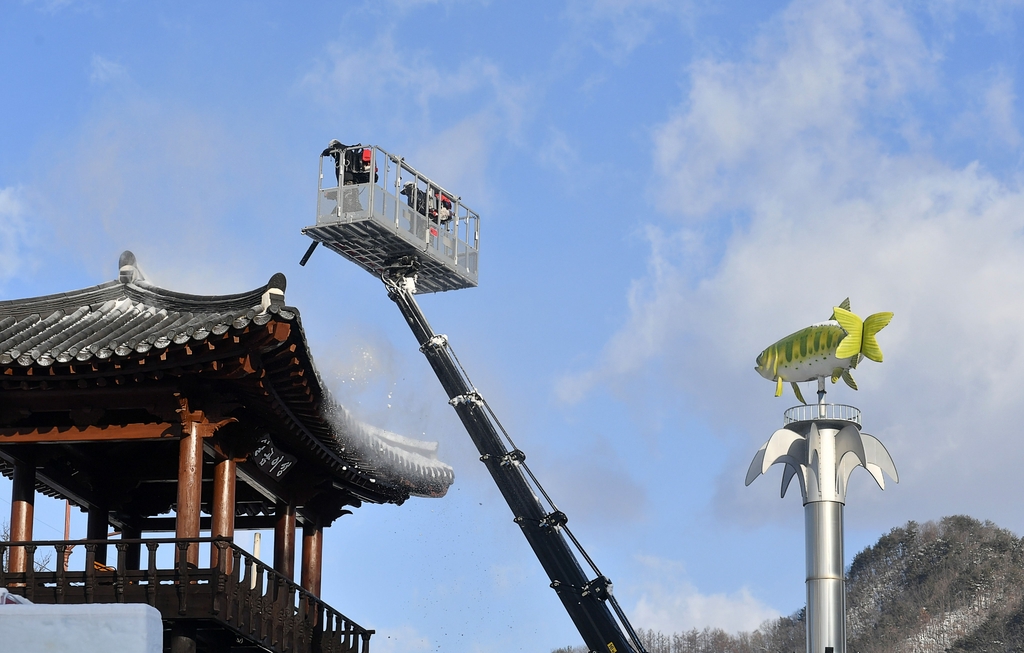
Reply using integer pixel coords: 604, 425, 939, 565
381, 258, 646, 653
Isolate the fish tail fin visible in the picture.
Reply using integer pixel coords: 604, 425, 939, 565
791, 382, 807, 405
829, 298, 851, 320
775, 377, 783, 397
833, 307, 863, 359
842, 370, 858, 390
861, 312, 894, 363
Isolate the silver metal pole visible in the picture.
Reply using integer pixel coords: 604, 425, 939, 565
805, 485, 845, 652
394, 156, 402, 229
367, 147, 375, 217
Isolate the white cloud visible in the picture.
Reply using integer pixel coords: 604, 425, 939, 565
650, 0, 935, 218
0, 187, 32, 283
926, 1, 1024, 33
537, 432, 650, 526
631, 556, 779, 633
30, 97, 267, 292
982, 73, 1020, 147
562, 0, 696, 61
560, 0, 1024, 533
89, 54, 129, 85
301, 34, 528, 134
300, 33, 530, 208
381, 0, 486, 9
23, 0, 82, 14
406, 113, 498, 208
946, 69, 1022, 150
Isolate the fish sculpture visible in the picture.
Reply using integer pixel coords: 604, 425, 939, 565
755, 299, 893, 404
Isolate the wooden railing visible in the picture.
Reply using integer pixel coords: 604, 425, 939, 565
0, 537, 373, 653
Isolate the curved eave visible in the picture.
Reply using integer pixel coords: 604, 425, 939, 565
255, 311, 454, 502
0, 274, 454, 503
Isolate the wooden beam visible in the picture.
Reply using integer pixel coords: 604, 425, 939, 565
14, 462, 95, 517
0, 339, 259, 384
235, 458, 292, 506
138, 515, 278, 532
0, 383, 179, 411
0, 423, 180, 444
269, 321, 291, 342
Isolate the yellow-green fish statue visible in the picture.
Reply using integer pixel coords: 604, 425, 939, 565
755, 299, 893, 404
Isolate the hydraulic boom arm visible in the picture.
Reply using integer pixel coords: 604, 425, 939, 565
382, 259, 646, 653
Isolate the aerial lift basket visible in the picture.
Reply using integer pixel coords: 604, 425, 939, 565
301, 144, 480, 293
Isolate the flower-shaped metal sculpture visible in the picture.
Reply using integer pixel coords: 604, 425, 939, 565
745, 416, 898, 503
746, 407, 898, 653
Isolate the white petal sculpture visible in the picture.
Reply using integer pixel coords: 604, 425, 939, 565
747, 396, 897, 653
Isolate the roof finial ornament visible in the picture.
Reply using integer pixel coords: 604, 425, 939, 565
118, 250, 145, 284
261, 273, 287, 311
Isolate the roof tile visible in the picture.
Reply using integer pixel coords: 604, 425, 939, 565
0, 251, 454, 501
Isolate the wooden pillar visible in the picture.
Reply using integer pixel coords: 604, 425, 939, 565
175, 399, 235, 568
9, 458, 35, 574
176, 422, 204, 566
87, 500, 110, 565
211, 456, 236, 569
274, 502, 296, 580
301, 520, 323, 597
122, 522, 141, 570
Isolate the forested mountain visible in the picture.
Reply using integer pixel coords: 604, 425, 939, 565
552, 516, 1024, 653
847, 516, 1024, 653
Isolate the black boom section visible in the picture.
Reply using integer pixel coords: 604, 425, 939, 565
382, 261, 645, 653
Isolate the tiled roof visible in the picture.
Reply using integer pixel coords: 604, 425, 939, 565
0, 251, 453, 502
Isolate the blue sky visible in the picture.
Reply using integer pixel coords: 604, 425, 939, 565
3, 1, 1024, 651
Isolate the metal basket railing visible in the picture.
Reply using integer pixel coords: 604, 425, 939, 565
783, 403, 861, 426
316, 144, 480, 281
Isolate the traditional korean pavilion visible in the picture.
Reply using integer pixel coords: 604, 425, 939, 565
0, 251, 454, 653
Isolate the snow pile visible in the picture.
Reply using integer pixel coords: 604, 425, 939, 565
0, 602, 162, 653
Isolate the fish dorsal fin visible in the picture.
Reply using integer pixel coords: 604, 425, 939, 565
829, 298, 852, 320
861, 311, 894, 363
791, 382, 807, 405
833, 307, 863, 359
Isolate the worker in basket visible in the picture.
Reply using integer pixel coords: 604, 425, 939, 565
321, 140, 378, 185
401, 181, 453, 225
322, 140, 377, 214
